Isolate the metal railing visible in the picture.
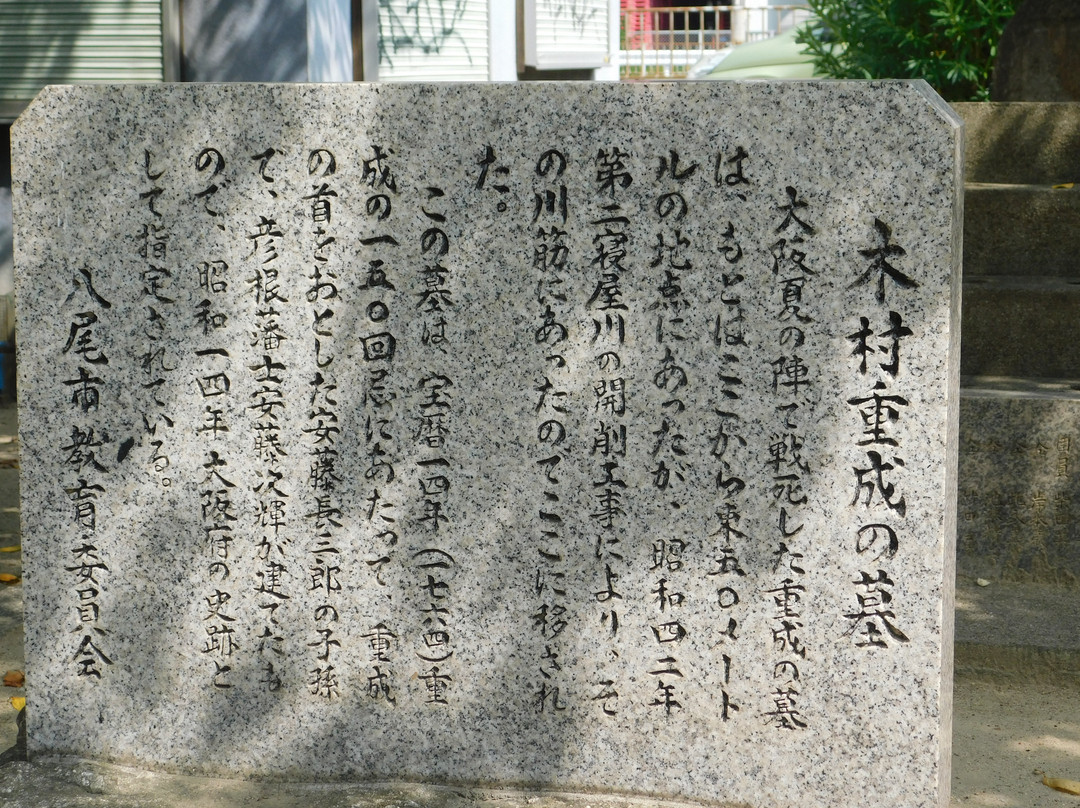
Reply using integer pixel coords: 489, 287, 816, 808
621, 4, 811, 80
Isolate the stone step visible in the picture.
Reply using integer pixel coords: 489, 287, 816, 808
965, 182, 1080, 277
954, 578, 1080, 682
954, 101, 1080, 185
960, 277, 1080, 377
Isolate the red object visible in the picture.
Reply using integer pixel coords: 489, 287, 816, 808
622, 1, 730, 50
622, 0, 654, 49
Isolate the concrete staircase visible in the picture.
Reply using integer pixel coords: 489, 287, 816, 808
959, 103, 1080, 379
952, 102, 1080, 678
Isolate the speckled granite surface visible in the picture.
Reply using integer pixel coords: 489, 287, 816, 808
11, 82, 962, 808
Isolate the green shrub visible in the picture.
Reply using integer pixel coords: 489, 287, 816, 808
796, 0, 1018, 101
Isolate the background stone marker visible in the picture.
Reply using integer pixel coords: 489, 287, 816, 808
12, 82, 961, 808
959, 387, 1080, 583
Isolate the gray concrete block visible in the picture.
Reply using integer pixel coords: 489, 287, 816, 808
960, 278, 1080, 377
965, 183, 1080, 277
954, 102, 1080, 185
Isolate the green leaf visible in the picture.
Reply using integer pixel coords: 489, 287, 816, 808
801, 0, 1019, 100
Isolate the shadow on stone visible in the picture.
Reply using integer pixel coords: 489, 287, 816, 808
0, 707, 28, 765
993, 0, 1080, 102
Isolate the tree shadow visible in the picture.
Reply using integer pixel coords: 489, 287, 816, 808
0, 707, 26, 764
180, 0, 307, 82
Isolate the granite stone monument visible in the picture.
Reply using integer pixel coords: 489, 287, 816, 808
12, 82, 962, 808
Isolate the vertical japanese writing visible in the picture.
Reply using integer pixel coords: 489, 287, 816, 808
530, 147, 571, 714
412, 158, 457, 705
190, 146, 243, 691
588, 145, 633, 717
357, 143, 402, 706
1057, 435, 1071, 480
845, 218, 914, 650
706, 143, 752, 724
192, 148, 233, 454
198, 448, 240, 688
246, 146, 293, 694
763, 184, 817, 731
304, 148, 344, 700
645, 148, 698, 717
61, 263, 114, 679
139, 150, 179, 489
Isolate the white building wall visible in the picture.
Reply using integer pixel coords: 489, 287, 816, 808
308, 0, 353, 81
371, 0, 490, 81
